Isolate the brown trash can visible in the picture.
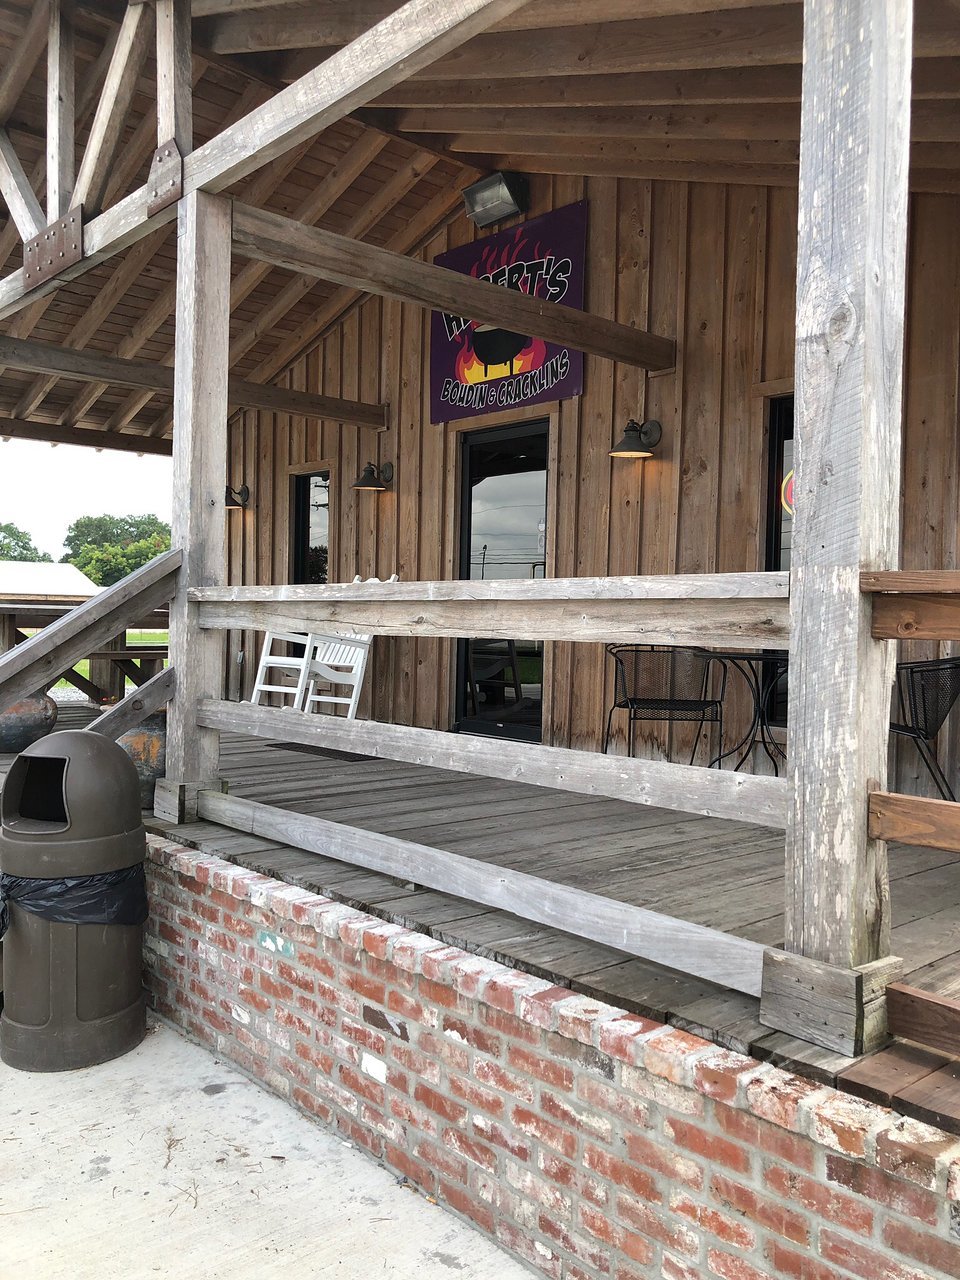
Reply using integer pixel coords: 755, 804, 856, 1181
0, 731, 147, 1072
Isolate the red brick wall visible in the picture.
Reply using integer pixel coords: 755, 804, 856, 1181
145, 836, 960, 1280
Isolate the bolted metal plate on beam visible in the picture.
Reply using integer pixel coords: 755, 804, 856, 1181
147, 139, 183, 216
23, 208, 83, 288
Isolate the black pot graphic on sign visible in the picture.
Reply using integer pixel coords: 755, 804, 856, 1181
471, 324, 530, 375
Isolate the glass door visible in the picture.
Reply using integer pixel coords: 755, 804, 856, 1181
291, 470, 330, 584
455, 422, 548, 741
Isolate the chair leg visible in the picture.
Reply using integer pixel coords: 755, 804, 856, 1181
914, 737, 957, 802
603, 705, 616, 754
688, 716, 705, 768
628, 715, 636, 760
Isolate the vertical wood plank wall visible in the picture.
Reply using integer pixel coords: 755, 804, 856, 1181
226, 177, 960, 785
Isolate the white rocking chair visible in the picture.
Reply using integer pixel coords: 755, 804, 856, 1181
248, 630, 321, 710
247, 575, 396, 717
302, 634, 372, 719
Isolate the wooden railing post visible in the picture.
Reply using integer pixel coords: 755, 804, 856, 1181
156, 190, 231, 823
778, 0, 913, 1044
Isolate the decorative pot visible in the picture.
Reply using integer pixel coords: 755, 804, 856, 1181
0, 691, 58, 754
118, 710, 167, 810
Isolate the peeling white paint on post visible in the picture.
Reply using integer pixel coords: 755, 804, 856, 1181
785, 0, 912, 970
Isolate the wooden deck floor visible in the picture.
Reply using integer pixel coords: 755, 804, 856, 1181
143, 733, 960, 1093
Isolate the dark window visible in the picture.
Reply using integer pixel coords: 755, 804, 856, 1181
292, 471, 330, 584
765, 396, 794, 572
765, 396, 794, 726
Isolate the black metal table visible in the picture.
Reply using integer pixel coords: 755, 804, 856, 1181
693, 648, 789, 776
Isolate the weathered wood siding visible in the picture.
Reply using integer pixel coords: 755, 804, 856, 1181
226, 176, 960, 783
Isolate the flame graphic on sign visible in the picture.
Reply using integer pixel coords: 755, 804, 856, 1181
456, 337, 547, 385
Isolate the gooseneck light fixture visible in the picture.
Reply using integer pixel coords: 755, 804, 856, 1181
352, 461, 394, 493
225, 483, 250, 508
609, 419, 662, 459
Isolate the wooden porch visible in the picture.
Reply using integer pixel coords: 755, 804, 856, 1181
149, 732, 960, 1098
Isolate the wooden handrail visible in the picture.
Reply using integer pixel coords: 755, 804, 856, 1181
191, 572, 791, 651
0, 549, 182, 714
861, 570, 960, 640
190, 571, 790, 603
197, 697, 790, 828
86, 667, 176, 741
868, 791, 960, 852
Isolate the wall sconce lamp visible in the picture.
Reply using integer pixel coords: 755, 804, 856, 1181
352, 461, 394, 493
225, 484, 250, 508
609, 419, 662, 459
462, 171, 529, 227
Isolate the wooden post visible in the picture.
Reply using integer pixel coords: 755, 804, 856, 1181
155, 0, 193, 152
783, 3, 912, 988
0, 614, 16, 655
156, 191, 231, 823
46, 0, 75, 222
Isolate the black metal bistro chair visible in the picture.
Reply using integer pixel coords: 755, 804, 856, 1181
603, 645, 728, 766
891, 656, 960, 801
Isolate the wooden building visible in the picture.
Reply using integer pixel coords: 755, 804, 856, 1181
3, 0, 960, 1112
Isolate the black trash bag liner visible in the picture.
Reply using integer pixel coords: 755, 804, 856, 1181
0, 865, 148, 940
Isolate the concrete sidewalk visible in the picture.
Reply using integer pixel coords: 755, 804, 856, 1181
0, 1021, 533, 1280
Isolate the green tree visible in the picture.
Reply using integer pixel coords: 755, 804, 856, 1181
61, 513, 170, 562
69, 533, 170, 586
0, 521, 52, 562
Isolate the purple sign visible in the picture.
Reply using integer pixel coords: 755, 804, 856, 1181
430, 201, 587, 424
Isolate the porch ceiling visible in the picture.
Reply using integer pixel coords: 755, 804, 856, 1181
0, 0, 957, 451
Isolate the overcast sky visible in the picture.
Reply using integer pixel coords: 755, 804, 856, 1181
0, 439, 173, 559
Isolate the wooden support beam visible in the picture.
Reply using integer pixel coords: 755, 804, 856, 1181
87, 666, 176, 741
0, 0, 50, 126
14, 229, 167, 420
193, 0, 799, 26
407, 3, 959, 80
155, 0, 193, 150
0, 416, 172, 455
201, 147, 437, 411
0, 0, 541, 323
249, 173, 479, 383
0, 129, 45, 241
430, 134, 802, 167
197, 697, 790, 829
58, 72, 261, 428
199, 787, 769, 996
784, 0, 912, 983
0, 333, 387, 427
387, 103, 806, 141
232, 202, 676, 371
372, 66, 807, 108
130, 131, 391, 435
47, 0, 76, 222
159, 191, 231, 825
72, 0, 153, 216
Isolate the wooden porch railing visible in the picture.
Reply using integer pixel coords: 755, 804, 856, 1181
179, 572, 894, 1049
189, 570, 791, 649
0, 549, 182, 737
